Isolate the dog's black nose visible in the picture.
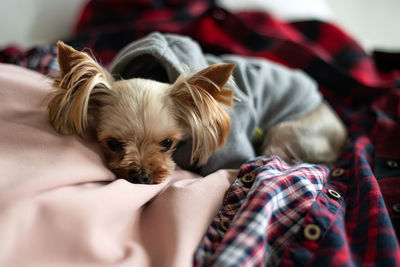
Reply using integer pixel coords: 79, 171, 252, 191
127, 171, 151, 184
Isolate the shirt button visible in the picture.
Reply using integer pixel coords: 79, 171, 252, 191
327, 189, 341, 200
220, 218, 231, 232
393, 203, 400, 214
331, 168, 345, 177
304, 224, 321, 241
386, 160, 399, 169
241, 173, 255, 184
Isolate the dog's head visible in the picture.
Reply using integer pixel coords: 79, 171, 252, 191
47, 42, 235, 184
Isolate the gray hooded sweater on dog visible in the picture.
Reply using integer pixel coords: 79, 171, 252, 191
110, 32, 322, 175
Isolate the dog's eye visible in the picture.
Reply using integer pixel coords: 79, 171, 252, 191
106, 138, 124, 151
160, 139, 173, 152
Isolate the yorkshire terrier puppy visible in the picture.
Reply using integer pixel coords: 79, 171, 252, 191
47, 41, 346, 184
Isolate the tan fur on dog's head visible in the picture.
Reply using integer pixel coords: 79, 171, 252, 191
47, 41, 235, 184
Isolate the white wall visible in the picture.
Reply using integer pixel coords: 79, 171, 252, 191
0, 0, 88, 47
326, 0, 400, 51
217, 0, 333, 21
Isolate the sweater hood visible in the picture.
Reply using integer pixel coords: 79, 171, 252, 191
110, 32, 209, 83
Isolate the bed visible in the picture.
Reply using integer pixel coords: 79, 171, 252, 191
1, 0, 399, 266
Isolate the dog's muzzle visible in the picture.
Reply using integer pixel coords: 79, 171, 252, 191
127, 171, 151, 184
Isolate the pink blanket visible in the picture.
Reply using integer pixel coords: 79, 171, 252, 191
0, 64, 238, 266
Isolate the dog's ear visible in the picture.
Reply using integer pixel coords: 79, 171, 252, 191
169, 63, 236, 165
47, 41, 113, 137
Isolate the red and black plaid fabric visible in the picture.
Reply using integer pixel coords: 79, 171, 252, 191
1, 0, 399, 265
